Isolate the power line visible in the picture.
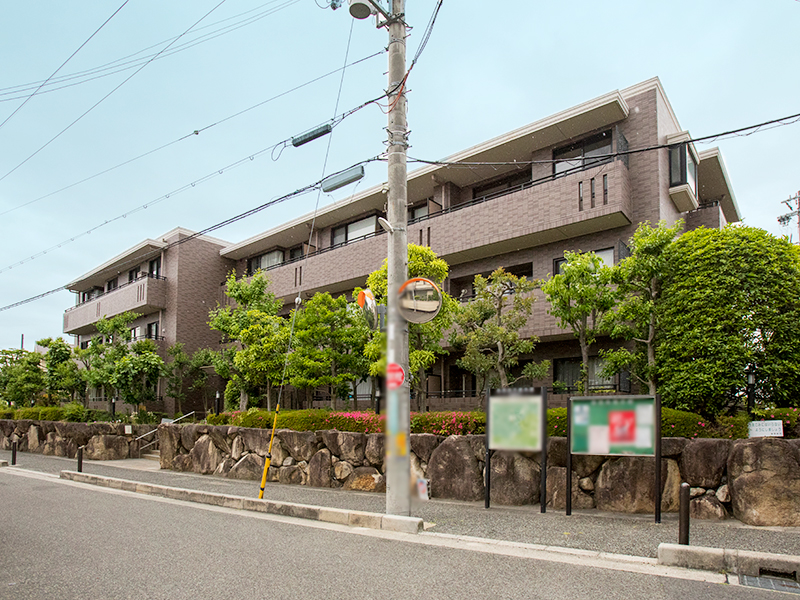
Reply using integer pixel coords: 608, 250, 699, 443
0, 0, 230, 184
0, 86, 382, 276
0, 0, 298, 102
408, 110, 800, 168
0, 157, 382, 313
0, 1, 130, 131
0, 50, 385, 217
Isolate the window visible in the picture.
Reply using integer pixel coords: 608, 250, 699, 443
106, 277, 118, 293
247, 249, 284, 274
553, 247, 614, 274
128, 268, 139, 283
149, 257, 161, 278
146, 322, 159, 340
331, 215, 377, 247
408, 203, 428, 221
289, 246, 304, 261
79, 340, 90, 350
80, 287, 102, 303
472, 170, 531, 199
553, 356, 614, 393
603, 174, 608, 205
668, 143, 698, 197
130, 326, 140, 341
553, 130, 612, 175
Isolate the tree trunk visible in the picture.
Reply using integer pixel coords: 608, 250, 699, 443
579, 324, 590, 395
417, 366, 427, 412
647, 312, 657, 396
496, 340, 508, 388
238, 389, 248, 411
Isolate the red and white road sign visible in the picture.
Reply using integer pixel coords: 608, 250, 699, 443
386, 362, 405, 390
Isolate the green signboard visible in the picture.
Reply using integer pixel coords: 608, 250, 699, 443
488, 392, 543, 452
570, 396, 656, 456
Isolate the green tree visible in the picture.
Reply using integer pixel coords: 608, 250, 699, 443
187, 348, 218, 413
1, 350, 46, 407
658, 226, 800, 415
36, 337, 74, 404
542, 251, 616, 393
208, 271, 282, 410
451, 267, 548, 399
289, 292, 369, 409
165, 343, 191, 414
235, 310, 290, 410
77, 311, 142, 406
111, 339, 165, 406
600, 220, 683, 395
360, 244, 457, 411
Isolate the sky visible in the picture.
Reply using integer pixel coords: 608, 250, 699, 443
0, 0, 798, 351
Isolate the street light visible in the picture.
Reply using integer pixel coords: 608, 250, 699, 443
746, 367, 756, 416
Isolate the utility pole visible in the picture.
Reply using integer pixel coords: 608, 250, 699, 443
346, 0, 410, 515
777, 190, 800, 243
384, 0, 411, 516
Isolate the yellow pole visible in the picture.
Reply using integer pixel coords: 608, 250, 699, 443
258, 404, 280, 499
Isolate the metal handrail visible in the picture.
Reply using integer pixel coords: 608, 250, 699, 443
133, 411, 195, 442
135, 411, 196, 458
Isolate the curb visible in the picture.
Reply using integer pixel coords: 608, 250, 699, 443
0, 460, 7, 468
658, 543, 800, 580
60, 470, 422, 534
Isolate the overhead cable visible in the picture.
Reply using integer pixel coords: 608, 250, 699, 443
0, 157, 382, 312
0, 0, 298, 102
0, 50, 385, 217
0, 0, 230, 183
0, 1, 130, 131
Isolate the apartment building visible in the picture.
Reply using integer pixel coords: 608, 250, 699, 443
218, 77, 739, 409
63, 227, 234, 414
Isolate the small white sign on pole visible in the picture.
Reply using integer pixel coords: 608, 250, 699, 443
748, 420, 784, 438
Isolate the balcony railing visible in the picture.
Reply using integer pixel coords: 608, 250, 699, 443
67, 272, 166, 311
250, 157, 623, 274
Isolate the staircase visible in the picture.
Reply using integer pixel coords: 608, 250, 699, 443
141, 449, 160, 462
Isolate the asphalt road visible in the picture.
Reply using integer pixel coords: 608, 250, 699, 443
3, 450, 800, 560
0, 468, 779, 600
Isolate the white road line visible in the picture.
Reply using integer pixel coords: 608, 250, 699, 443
1, 467, 727, 585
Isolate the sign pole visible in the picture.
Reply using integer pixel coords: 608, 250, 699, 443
655, 395, 662, 524
566, 396, 572, 516
540, 387, 547, 513
484, 388, 491, 509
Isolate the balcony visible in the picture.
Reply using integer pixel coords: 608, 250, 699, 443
256, 160, 631, 302
64, 275, 167, 335
414, 159, 631, 267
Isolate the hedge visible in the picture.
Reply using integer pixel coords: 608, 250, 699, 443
205, 406, 799, 440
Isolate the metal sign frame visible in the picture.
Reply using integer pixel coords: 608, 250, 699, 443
565, 395, 662, 523
484, 387, 548, 513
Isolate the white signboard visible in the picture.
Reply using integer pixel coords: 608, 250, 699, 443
748, 420, 784, 438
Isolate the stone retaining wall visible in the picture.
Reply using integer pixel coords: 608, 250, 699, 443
159, 423, 800, 527
0, 419, 156, 460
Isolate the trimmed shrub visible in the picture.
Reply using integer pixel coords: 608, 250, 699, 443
39, 407, 65, 422
411, 411, 484, 436
206, 413, 231, 426
0, 408, 15, 419
63, 402, 87, 422
15, 407, 41, 420
547, 407, 568, 437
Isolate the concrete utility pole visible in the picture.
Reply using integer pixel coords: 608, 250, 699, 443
347, 0, 410, 515
777, 190, 800, 243
384, 0, 411, 516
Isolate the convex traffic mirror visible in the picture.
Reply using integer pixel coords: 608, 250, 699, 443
357, 289, 378, 330
398, 278, 442, 324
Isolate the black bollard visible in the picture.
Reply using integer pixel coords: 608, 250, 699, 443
77, 446, 83, 473
679, 482, 690, 545
12, 440, 17, 465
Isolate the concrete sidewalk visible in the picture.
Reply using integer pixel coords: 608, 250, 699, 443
3, 449, 799, 561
